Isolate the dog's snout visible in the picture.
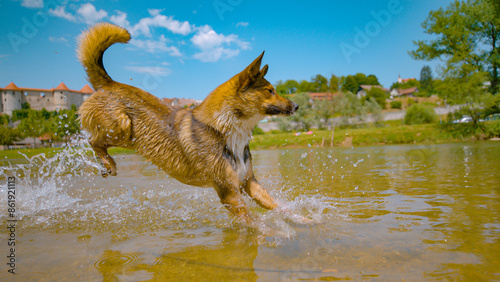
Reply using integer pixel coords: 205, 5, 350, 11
292, 102, 299, 112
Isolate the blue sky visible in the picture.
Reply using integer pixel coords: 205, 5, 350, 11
0, 0, 454, 100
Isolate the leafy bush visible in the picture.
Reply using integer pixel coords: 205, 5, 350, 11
404, 104, 437, 125
487, 120, 500, 137
390, 101, 402, 109
366, 87, 388, 109
0, 126, 22, 145
252, 126, 264, 135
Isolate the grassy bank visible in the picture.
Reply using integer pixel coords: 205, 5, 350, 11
1, 122, 498, 159
250, 121, 500, 150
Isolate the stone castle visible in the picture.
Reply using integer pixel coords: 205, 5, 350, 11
0, 82, 94, 115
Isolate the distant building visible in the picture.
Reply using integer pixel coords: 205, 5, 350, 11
308, 92, 342, 102
390, 87, 419, 98
397, 74, 416, 84
0, 82, 93, 115
161, 97, 201, 109
356, 85, 389, 99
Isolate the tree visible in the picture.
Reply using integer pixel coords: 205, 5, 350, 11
410, 0, 498, 126
311, 74, 329, 92
337, 92, 366, 126
364, 97, 384, 126
0, 114, 10, 125
420, 65, 434, 94
290, 92, 315, 130
0, 126, 21, 146
314, 98, 333, 128
298, 80, 315, 93
341, 75, 358, 93
410, 0, 499, 94
17, 110, 50, 148
365, 74, 381, 85
366, 87, 388, 109
329, 75, 340, 92
53, 107, 80, 142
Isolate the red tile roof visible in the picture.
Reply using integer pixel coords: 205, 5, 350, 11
1, 82, 93, 94
359, 85, 390, 92
55, 82, 70, 91
80, 84, 94, 94
396, 87, 419, 96
3, 82, 20, 90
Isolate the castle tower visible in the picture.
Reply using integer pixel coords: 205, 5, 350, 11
79, 84, 94, 103
1, 82, 22, 115
54, 82, 70, 111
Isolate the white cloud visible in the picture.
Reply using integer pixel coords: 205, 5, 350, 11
20, 0, 43, 8
49, 36, 68, 43
236, 22, 249, 28
130, 11, 193, 37
77, 3, 108, 25
191, 25, 250, 62
110, 11, 130, 29
49, 6, 77, 22
45, 5, 250, 62
129, 35, 182, 56
148, 8, 163, 16
125, 65, 172, 77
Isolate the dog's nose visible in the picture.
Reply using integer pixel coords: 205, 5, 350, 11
292, 102, 299, 112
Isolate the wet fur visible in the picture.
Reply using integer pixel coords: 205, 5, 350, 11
77, 23, 298, 223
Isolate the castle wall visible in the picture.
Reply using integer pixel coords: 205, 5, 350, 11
23, 90, 57, 111
0, 85, 92, 115
1, 90, 22, 115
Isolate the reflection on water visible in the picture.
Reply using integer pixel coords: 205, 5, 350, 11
0, 141, 499, 280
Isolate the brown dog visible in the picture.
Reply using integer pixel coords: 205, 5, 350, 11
77, 23, 298, 223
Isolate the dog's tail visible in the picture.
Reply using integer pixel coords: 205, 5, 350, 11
77, 22, 130, 90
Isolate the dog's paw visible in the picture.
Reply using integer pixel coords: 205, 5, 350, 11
276, 206, 319, 225
100, 169, 117, 178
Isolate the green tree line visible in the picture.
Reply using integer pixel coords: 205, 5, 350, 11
0, 103, 80, 146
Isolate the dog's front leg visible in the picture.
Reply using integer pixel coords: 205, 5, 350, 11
214, 172, 253, 223
243, 175, 277, 210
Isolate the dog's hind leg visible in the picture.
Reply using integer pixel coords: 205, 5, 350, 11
243, 175, 277, 210
90, 141, 117, 177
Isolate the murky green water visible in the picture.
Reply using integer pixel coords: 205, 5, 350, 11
1, 141, 499, 281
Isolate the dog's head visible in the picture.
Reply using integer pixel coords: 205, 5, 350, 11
235, 52, 299, 117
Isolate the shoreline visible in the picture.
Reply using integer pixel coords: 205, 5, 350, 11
1, 123, 499, 160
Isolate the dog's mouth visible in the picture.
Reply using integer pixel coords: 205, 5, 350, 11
264, 104, 298, 116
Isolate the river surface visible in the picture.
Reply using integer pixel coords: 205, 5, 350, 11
0, 141, 499, 281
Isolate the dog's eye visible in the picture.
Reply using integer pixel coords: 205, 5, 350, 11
267, 89, 274, 95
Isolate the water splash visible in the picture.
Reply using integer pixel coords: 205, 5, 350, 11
0, 137, 338, 241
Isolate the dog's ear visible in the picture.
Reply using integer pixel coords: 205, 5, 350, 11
239, 51, 265, 90
257, 64, 268, 81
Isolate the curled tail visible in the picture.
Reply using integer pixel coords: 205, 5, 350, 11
77, 22, 130, 90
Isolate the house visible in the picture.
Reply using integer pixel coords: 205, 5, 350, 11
308, 92, 341, 101
397, 75, 416, 84
161, 97, 201, 109
391, 87, 419, 98
356, 85, 389, 99
0, 82, 93, 115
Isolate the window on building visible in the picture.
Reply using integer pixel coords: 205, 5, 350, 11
24, 92, 28, 96
40, 93, 45, 98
